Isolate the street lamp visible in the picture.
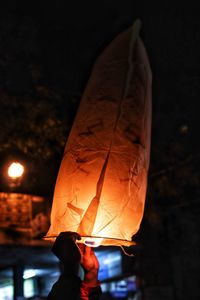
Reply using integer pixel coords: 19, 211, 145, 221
8, 162, 25, 179
7, 161, 25, 188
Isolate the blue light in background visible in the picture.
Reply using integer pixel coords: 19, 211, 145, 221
95, 250, 122, 281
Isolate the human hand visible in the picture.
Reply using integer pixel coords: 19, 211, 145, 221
52, 231, 81, 265
79, 244, 99, 286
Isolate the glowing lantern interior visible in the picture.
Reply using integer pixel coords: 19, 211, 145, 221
45, 20, 152, 247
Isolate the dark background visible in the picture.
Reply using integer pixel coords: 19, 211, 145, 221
0, 1, 200, 299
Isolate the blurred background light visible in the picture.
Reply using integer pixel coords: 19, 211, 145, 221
7, 162, 24, 179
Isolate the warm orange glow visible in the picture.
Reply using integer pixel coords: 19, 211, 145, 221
8, 162, 24, 179
45, 20, 152, 247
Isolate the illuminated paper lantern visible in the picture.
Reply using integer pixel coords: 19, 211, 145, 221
45, 20, 152, 247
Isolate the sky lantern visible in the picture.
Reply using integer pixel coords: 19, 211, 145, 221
45, 20, 152, 247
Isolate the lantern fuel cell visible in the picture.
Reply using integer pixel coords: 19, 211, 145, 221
45, 19, 152, 247
81, 237, 104, 248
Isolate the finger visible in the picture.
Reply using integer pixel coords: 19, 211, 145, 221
60, 231, 81, 241
75, 232, 81, 240
85, 245, 92, 256
72, 233, 81, 241
78, 243, 85, 254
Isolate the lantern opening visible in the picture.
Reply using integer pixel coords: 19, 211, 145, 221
43, 234, 136, 247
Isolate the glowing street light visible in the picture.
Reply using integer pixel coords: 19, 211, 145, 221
8, 162, 24, 180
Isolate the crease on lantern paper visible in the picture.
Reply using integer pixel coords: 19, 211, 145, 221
77, 152, 110, 235
45, 19, 152, 246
